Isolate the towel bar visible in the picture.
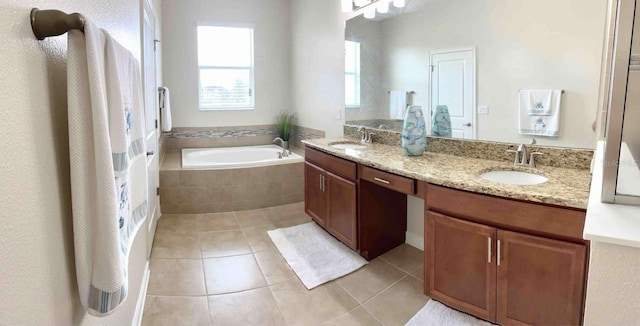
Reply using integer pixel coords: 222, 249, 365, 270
30, 8, 85, 40
387, 91, 416, 94
519, 89, 565, 94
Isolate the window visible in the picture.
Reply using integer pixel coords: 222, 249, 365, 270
197, 25, 254, 110
345, 40, 361, 108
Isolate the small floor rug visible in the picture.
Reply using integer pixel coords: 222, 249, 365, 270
406, 300, 495, 326
267, 222, 368, 289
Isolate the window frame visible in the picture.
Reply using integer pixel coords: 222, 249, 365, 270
196, 22, 255, 111
345, 40, 361, 109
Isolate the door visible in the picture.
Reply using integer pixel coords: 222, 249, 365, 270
497, 230, 586, 325
426, 211, 497, 322
304, 162, 327, 227
326, 172, 357, 250
430, 49, 476, 139
142, 0, 159, 257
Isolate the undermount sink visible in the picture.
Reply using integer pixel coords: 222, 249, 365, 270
329, 142, 367, 150
480, 170, 548, 185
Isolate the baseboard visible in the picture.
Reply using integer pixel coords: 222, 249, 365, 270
132, 261, 150, 326
405, 232, 424, 251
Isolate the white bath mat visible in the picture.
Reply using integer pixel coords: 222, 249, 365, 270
267, 222, 368, 289
406, 300, 495, 326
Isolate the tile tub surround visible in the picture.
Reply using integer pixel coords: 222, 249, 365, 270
143, 204, 428, 326
163, 125, 279, 151
303, 138, 592, 209
290, 125, 325, 149
344, 125, 594, 170
160, 151, 304, 213
163, 125, 326, 151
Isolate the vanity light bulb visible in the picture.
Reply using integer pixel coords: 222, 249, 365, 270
393, 0, 405, 8
354, 0, 369, 6
364, 6, 376, 19
377, 0, 390, 13
341, 0, 353, 12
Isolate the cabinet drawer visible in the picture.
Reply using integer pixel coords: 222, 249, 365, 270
360, 165, 415, 195
305, 147, 357, 181
426, 184, 586, 242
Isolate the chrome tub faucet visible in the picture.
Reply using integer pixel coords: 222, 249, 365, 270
273, 137, 289, 158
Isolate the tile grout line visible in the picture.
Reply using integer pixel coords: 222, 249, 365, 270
360, 274, 410, 307
237, 210, 291, 325
378, 255, 421, 275
330, 281, 387, 326
196, 215, 213, 326
358, 274, 416, 326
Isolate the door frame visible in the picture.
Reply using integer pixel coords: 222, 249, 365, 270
141, 0, 160, 257
429, 47, 477, 139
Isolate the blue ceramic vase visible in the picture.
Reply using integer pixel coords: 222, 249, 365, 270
402, 106, 427, 156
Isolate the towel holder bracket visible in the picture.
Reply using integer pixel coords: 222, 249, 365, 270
30, 8, 86, 41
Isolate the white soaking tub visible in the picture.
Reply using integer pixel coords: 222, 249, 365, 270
181, 144, 304, 169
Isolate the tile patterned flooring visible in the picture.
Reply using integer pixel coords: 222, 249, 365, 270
142, 202, 428, 326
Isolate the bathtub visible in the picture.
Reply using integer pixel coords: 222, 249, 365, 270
181, 144, 304, 169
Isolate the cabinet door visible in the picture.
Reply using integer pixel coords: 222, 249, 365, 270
497, 230, 586, 325
326, 172, 358, 250
304, 162, 327, 227
426, 211, 497, 322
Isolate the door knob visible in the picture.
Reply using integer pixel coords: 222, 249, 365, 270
463, 122, 472, 127
146, 151, 155, 156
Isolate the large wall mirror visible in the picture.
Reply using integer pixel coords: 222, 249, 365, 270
344, 0, 609, 149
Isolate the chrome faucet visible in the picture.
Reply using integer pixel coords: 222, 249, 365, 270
507, 144, 543, 167
273, 137, 289, 158
357, 127, 375, 144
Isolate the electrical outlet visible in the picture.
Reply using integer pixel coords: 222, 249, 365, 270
478, 105, 489, 115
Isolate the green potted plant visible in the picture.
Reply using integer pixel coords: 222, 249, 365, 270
275, 111, 296, 149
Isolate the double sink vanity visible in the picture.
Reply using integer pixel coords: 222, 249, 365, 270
302, 128, 593, 325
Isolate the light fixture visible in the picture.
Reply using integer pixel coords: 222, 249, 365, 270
377, 0, 390, 14
364, 5, 376, 19
341, 0, 353, 12
354, 0, 369, 6
392, 0, 405, 8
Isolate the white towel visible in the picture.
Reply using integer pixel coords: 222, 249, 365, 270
158, 86, 172, 132
67, 20, 148, 316
390, 90, 408, 119
518, 89, 562, 137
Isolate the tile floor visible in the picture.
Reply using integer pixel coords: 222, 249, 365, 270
142, 202, 428, 326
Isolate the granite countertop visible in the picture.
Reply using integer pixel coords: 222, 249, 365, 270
303, 138, 592, 209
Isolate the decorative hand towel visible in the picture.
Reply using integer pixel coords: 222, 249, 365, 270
390, 90, 408, 119
402, 106, 427, 156
67, 20, 148, 316
158, 86, 172, 131
519, 89, 562, 137
520, 89, 558, 115
431, 105, 452, 137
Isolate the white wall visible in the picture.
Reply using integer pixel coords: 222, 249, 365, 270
377, 0, 607, 148
162, 0, 291, 128
290, 0, 347, 137
0, 1, 152, 324
584, 241, 640, 325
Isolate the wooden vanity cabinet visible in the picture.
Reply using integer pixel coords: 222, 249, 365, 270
304, 162, 327, 227
304, 147, 409, 257
426, 211, 497, 322
304, 149, 358, 250
425, 184, 587, 325
496, 230, 586, 325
